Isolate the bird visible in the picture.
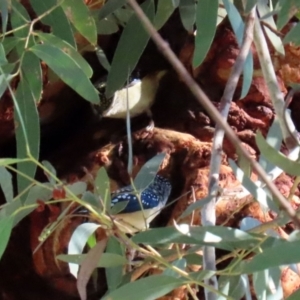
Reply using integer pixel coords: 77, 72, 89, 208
110, 175, 172, 233
93, 70, 167, 120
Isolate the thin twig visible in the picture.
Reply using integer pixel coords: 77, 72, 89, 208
201, 7, 256, 299
127, 0, 300, 228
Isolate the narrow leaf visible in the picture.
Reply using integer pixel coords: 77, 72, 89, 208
0, 0, 9, 35
106, 0, 155, 97
77, 238, 108, 300
68, 223, 101, 278
179, 0, 196, 32
0, 215, 14, 260
283, 22, 300, 46
256, 131, 300, 176
15, 77, 40, 202
133, 153, 166, 191
21, 51, 42, 103
223, 0, 253, 99
0, 167, 13, 203
154, 0, 175, 30
29, 0, 75, 47
30, 44, 99, 103
98, 0, 127, 20
60, 0, 97, 45
193, 0, 218, 67
102, 275, 184, 300
36, 32, 93, 78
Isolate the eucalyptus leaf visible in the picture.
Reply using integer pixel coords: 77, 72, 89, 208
276, 0, 300, 30
239, 239, 300, 274
245, 0, 258, 13
256, 131, 300, 176
68, 222, 101, 278
258, 1, 285, 55
15, 77, 40, 203
286, 288, 300, 300
57, 252, 127, 268
133, 152, 166, 191
0, 166, 13, 203
82, 191, 102, 209
98, 0, 127, 20
77, 239, 108, 300
223, 0, 253, 99
65, 181, 87, 196
179, 0, 196, 32
105, 0, 155, 97
102, 275, 185, 300
193, 0, 218, 67
179, 195, 212, 219
154, 0, 175, 30
0, 0, 9, 35
0, 44, 8, 66
0, 215, 14, 260
10, 1, 30, 38
94, 17, 119, 35
229, 159, 279, 212
218, 275, 246, 300
105, 236, 125, 292
60, 0, 97, 45
95, 46, 111, 71
283, 22, 300, 45
29, 0, 75, 47
2, 37, 21, 54
36, 32, 93, 78
30, 44, 99, 104
163, 258, 186, 278
42, 160, 57, 185
21, 51, 42, 103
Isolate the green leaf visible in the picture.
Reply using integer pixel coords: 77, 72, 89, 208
29, 0, 75, 47
0, 167, 13, 203
179, 195, 212, 219
258, 117, 282, 174
105, 236, 125, 292
193, 0, 218, 67
258, 1, 285, 55
10, 1, 30, 39
154, 0, 175, 30
2, 37, 21, 54
253, 267, 283, 299
133, 153, 166, 191
223, 0, 253, 99
239, 239, 300, 274
102, 275, 185, 300
179, 0, 196, 32
245, 0, 258, 13
94, 16, 119, 35
163, 258, 186, 278
60, 0, 97, 45
105, 0, 155, 97
97, 0, 127, 20
77, 239, 107, 300
95, 46, 111, 71
42, 160, 57, 185
218, 275, 246, 300
0, 215, 14, 260
30, 44, 99, 104
276, 0, 300, 30
94, 167, 111, 211
229, 159, 280, 213
256, 131, 300, 176
0, 0, 9, 35
57, 252, 127, 268
287, 287, 300, 300
65, 181, 87, 196
15, 77, 40, 203
133, 226, 261, 251
21, 51, 42, 103
283, 22, 300, 45
0, 44, 8, 65
36, 32, 93, 78
68, 222, 101, 278
82, 191, 102, 209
